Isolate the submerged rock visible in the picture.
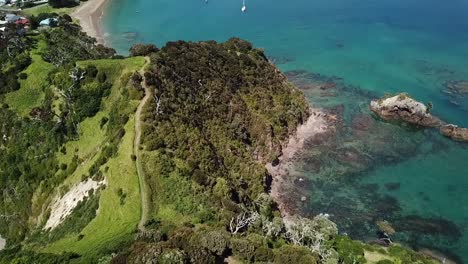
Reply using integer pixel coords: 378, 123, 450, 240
439, 124, 468, 142
444, 80, 468, 95
370, 94, 442, 127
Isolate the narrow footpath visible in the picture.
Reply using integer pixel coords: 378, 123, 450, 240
134, 58, 151, 231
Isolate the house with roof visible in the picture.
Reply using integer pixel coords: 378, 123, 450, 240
39, 17, 58, 27
15, 18, 29, 26
5, 13, 21, 23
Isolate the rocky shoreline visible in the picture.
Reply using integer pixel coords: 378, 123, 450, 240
266, 107, 337, 217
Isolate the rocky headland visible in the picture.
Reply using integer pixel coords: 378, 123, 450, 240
370, 93, 468, 142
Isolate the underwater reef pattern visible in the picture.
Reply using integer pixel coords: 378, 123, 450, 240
279, 70, 466, 263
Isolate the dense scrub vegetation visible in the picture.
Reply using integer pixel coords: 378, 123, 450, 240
141, 38, 309, 200
111, 39, 437, 263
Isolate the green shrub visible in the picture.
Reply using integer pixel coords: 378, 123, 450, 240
86, 65, 98, 78
231, 238, 256, 261
18, 72, 28, 80
97, 71, 107, 83
158, 249, 187, 264
60, 163, 68, 170
387, 245, 434, 263
273, 245, 318, 264
129, 44, 159, 57
198, 230, 230, 256
100, 117, 109, 128
334, 236, 366, 264
49, 0, 79, 8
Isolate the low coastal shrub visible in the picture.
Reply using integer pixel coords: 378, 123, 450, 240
387, 245, 435, 263
129, 44, 159, 57
334, 236, 366, 263
273, 245, 319, 264
18, 72, 28, 80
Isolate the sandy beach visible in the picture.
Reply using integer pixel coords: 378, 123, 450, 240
71, 0, 109, 45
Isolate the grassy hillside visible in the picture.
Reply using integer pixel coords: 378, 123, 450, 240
44, 118, 140, 257
0, 16, 145, 262
4, 37, 53, 116
40, 57, 146, 259
22, 4, 75, 17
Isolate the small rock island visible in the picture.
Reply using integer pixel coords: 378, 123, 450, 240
370, 93, 442, 127
370, 93, 468, 142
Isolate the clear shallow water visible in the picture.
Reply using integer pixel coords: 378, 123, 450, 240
104, 0, 468, 261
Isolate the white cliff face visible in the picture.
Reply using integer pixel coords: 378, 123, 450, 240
44, 178, 106, 230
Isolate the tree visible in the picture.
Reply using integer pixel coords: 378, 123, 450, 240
49, 0, 79, 8
129, 44, 159, 57
273, 245, 319, 264
284, 214, 338, 262
229, 211, 259, 234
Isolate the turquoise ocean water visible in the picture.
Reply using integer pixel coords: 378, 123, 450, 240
103, 0, 468, 261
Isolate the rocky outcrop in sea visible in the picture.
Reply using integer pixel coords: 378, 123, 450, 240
370, 93, 468, 142
370, 94, 442, 127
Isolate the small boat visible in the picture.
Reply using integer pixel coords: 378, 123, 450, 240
241, 0, 246, 12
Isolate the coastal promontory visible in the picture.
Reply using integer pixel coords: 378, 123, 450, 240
0, 4, 444, 263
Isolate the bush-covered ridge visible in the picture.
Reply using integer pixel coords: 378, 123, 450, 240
117, 39, 437, 264
141, 38, 309, 202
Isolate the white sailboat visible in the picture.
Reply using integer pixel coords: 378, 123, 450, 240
241, 0, 246, 12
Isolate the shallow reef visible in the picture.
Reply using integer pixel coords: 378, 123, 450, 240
279, 69, 464, 261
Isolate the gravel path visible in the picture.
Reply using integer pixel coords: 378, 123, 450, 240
134, 58, 152, 231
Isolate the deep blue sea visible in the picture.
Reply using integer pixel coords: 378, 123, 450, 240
103, 0, 468, 262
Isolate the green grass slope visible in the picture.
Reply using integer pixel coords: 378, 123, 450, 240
4, 37, 53, 116
40, 57, 146, 261
44, 118, 140, 259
